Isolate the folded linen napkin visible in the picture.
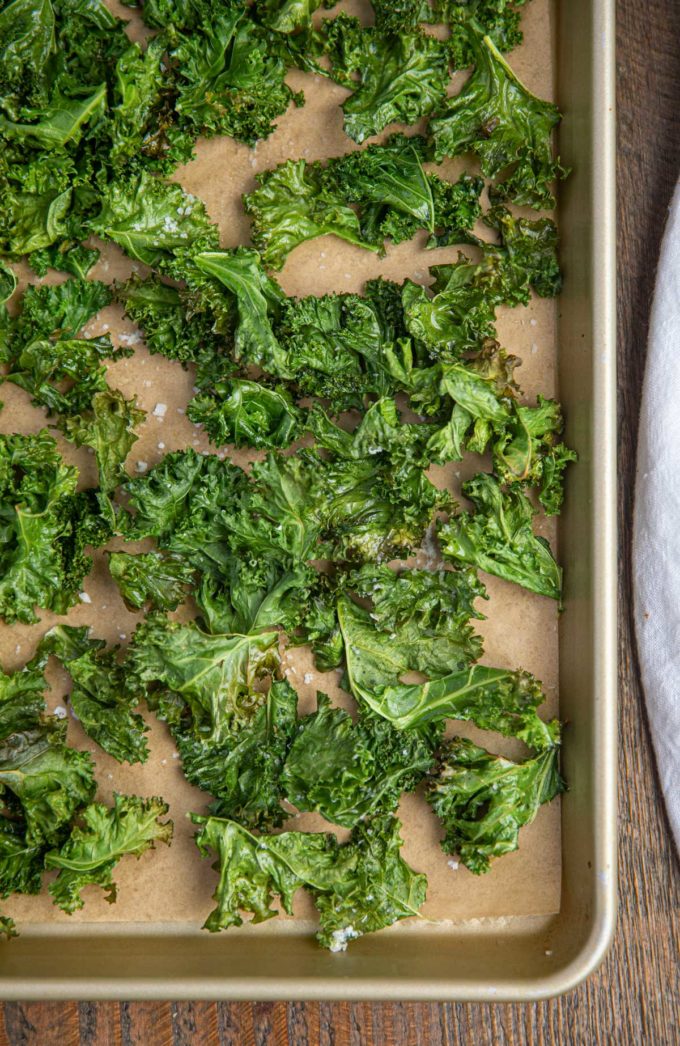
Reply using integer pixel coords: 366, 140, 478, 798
634, 179, 680, 853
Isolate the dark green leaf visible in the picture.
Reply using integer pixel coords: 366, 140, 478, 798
427, 735, 564, 873
45, 793, 173, 912
40, 624, 149, 765
439, 472, 562, 599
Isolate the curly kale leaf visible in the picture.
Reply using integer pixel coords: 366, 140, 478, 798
0, 0, 56, 122
0, 431, 103, 624
334, 565, 482, 686
0, 717, 95, 847
12, 276, 111, 344
91, 170, 218, 269
117, 273, 229, 371
321, 14, 450, 143
39, 625, 149, 765
435, 0, 529, 69
304, 398, 452, 561
193, 249, 289, 376
0, 651, 95, 853
257, 0, 335, 33
301, 558, 485, 675
167, 3, 302, 147
193, 812, 426, 949
0, 818, 45, 900
275, 288, 407, 408
492, 396, 576, 514
427, 735, 564, 873
484, 204, 561, 298
439, 472, 562, 599
244, 158, 369, 270
430, 32, 566, 209
123, 448, 249, 576
195, 560, 315, 636
107, 551, 194, 612
223, 451, 325, 563
313, 813, 427, 951
62, 388, 146, 497
0, 259, 16, 303
402, 264, 500, 358
172, 678, 298, 830
187, 379, 302, 450
339, 595, 558, 749
193, 815, 339, 931
1, 277, 125, 424
282, 692, 437, 827
28, 241, 100, 279
130, 616, 280, 745
45, 793, 173, 912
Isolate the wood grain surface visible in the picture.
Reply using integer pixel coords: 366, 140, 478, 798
0, 0, 679, 1042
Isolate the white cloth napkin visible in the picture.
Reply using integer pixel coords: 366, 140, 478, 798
634, 179, 680, 853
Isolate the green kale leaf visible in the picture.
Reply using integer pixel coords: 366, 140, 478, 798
45, 793, 173, 912
167, 3, 302, 147
172, 678, 298, 830
430, 32, 566, 209
193, 249, 289, 376
193, 812, 426, 949
187, 379, 301, 450
61, 388, 146, 496
0, 717, 95, 847
438, 472, 562, 599
427, 735, 564, 873
91, 170, 218, 269
492, 396, 576, 515
282, 692, 437, 827
339, 595, 558, 749
243, 157, 369, 270
0, 431, 104, 623
107, 551, 194, 612
40, 625, 149, 765
321, 14, 450, 143
0, 818, 45, 900
129, 616, 280, 745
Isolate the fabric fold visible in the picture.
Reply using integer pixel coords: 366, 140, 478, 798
634, 179, 680, 853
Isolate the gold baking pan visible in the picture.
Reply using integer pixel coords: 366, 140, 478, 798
0, 0, 616, 1000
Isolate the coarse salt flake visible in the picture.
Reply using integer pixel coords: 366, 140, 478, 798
447, 859, 459, 871
53, 706, 68, 719
136, 461, 148, 473
79, 591, 92, 604
303, 672, 314, 684
152, 402, 167, 418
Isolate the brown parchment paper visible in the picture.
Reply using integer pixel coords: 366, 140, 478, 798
3, 0, 562, 931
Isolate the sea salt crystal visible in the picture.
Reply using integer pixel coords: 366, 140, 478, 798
447, 859, 459, 871
136, 460, 148, 473
14, 644, 20, 655
303, 672, 314, 684
329, 926, 358, 953
161, 759, 167, 766
531, 342, 538, 354
54, 706, 67, 720
158, 441, 165, 450
153, 402, 167, 418
530, 318, 537, 327
79, 591, 92, 604
119, 633, 127, 640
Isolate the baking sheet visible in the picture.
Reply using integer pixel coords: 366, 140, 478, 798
2, 0, 562, 931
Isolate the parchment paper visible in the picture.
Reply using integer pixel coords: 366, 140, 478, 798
3, 0, 562, 930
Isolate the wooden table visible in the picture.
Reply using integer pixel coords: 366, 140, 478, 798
1, 1, 679, 1041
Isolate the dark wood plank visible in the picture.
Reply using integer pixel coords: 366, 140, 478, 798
118, 1002, 173, 1046
78, 1002, 122, 1046
171, 1002, 219, 1046
2, 1003, 80, 1046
